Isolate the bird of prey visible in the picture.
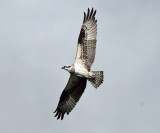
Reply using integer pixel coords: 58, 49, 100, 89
54, 8, 104, 120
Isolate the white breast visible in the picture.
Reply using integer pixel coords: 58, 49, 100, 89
74, 64, 89, 78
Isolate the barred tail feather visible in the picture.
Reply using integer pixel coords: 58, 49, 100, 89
88, 71, 104, 88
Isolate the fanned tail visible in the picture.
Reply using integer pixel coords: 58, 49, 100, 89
88, 71, 104, 88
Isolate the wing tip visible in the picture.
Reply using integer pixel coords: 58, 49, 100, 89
54, 109, 65, 120
83, 8, 97, 23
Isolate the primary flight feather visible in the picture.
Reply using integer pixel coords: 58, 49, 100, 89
54, 8, 104, 120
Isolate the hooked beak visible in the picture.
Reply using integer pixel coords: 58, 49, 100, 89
61, 66, 65, 69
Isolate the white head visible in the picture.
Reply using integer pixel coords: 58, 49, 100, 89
61, 65, 72, 72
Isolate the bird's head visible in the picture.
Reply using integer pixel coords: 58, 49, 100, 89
61, 65, 72, 72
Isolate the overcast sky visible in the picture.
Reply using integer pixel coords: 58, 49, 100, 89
0, 0, 160, 133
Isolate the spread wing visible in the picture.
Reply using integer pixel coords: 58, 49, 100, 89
54, 74, 87, 120
74, 8, 97, 71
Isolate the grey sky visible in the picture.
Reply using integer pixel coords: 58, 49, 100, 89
0, 0, 160, 133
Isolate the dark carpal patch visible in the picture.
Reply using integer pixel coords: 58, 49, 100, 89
78, 28, 85, 44
59, 90, 69, 103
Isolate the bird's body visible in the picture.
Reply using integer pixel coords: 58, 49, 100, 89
54, 8, 104, 120
74, 64, 91, 78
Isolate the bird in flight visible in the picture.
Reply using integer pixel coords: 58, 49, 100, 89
54, 8, 104, 120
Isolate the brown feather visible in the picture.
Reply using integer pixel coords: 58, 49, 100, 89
75, 8, 97, 71
54, 74, 87, 120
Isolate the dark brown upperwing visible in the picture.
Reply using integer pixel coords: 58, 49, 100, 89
54, 74, 87, 120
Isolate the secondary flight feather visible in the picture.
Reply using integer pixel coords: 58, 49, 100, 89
54, 8, 104, 120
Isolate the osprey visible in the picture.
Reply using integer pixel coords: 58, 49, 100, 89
54, 8, 104, 120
